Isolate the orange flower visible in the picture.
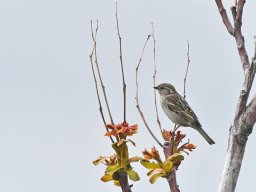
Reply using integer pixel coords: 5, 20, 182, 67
162, 130, 172, 141
104, 122, 138, 138
142, 147, 163, 165
184, 143, 196, 151
174, 131, 186, 144
142, 149, 154, 160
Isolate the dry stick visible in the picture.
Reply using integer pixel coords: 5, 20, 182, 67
183, 40, 190, 99
90, 21, 114, 143
93, 20, 115, 127
164, 41, 191, 192
254, 35, 256, 59
114, 5, 131, 192
135, 34, 163, 148
115, 2, 127, 123
151, 23, 163, 134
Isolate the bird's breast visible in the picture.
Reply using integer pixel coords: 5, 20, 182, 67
160, 96, 189, 127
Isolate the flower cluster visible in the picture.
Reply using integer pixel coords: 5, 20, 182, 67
94, 122, 140, 187
105, 122, 138, 138
140, 130, 196, 184
162, 130, 196, 154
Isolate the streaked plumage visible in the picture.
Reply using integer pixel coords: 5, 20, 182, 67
154, 83, 215, 145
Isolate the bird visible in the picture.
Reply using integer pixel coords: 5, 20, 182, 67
154, 83, 215, 145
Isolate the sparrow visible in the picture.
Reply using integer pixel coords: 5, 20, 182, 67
154, 83, 215, 145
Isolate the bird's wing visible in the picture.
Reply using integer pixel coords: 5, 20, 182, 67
165, 94, 201, 127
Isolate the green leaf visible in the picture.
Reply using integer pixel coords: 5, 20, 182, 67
126, 139, 136, 146
105, 164, 120, 174
149, 172, 165, 184
128, 156, 144, 163
164, 161, 173, 174
112, 143, 129, 169
112, 143, 121, 157
167, 153, 184, 163
127, 169, 140, 181
93, 156, 106, 165
101, 174, 113, 182
147, 168, 165, 176
114, 180, 120, 187
141, 160, 160, 170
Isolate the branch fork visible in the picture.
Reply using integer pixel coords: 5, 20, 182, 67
215, 1, 256, 191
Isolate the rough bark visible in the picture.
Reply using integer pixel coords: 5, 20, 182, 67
215, 1, 256, 191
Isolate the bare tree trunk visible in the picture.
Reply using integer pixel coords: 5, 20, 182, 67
215, 1, 256, 191
218, 96, 256, 191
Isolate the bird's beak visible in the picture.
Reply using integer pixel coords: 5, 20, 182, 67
153, 86, 158, 90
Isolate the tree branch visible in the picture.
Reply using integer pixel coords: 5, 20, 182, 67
135, 34, 163, 148
242, 36, 256, 127
215, 1, 256, 191
90, 20, 114, 143
183, 40, 190, 99
233, 0, 250, 73
116, 2, 127, 123
234, 36, 256, 122
92, 20, 115, 126
163, 143, 180, 192
243, 94, 256, 129
115, 170, 132, 192
151, 22, 162, 134
215, 0, 234, 36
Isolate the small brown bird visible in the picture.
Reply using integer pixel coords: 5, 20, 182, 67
154, 83, 215, 145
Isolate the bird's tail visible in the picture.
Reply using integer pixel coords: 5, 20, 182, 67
196, 127, 215, 145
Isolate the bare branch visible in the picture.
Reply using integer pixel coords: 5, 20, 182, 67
183, 40, 190, 99
116, 2, 127, 123
92, 20, 115, 126
254, 35, 256, 59
90, 21, 114, 143
235, 0, 245, 26
233, 0, 250, 73
215, 0, 234, 35
230, 6, 237, 21
215, 0, 251, 119
243, 94, 256, 128
234, 50, 256, 121
135, 34, 163, 148
151, 22, 162, 134
216, 1, 256, 191
242, 36, 256, 126
114, 170, 132, 192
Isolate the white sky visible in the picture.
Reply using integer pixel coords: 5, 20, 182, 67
0, 0, 255, 191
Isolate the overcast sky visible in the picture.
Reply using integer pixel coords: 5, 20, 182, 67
0, 0, 256, 192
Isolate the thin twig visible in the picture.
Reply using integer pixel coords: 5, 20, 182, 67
135, 34, 163, 148
116, 2, 127, 123
151, 23, 162, 134
183, 40, 190, 99
254, 35, 256, 60
92, 20, 115, 126
90, 20, 114, 143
